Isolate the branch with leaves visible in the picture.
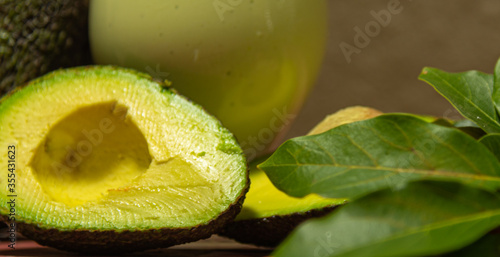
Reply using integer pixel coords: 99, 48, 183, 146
259, 58, 500, 257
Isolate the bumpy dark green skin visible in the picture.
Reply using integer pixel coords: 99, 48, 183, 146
0, 0, 92, 95
1, 190, 248, 254
219, 206, 338, 248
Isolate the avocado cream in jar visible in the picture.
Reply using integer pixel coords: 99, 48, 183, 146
90, 0, 328, 159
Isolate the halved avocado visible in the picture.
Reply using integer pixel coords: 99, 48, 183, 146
0, 66, 248, 253
220, 106, 382, 247
219, 160, 345, 247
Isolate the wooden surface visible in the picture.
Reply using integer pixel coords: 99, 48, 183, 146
0, 234, 272, 257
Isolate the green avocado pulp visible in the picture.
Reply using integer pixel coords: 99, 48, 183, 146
236, 164, 346, 220
0, 66, 247, 231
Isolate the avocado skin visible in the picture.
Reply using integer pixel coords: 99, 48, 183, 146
0, 0, 92, 96
219, 206, 338, 247
1, 189, 248, 254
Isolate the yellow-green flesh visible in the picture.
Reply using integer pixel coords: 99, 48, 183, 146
236, 166, 346, 220
0, 67, 247, 231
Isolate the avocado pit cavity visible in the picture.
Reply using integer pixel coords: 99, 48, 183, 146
31, 101, 152, 206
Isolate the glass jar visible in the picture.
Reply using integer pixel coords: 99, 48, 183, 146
89, 0, 328, 160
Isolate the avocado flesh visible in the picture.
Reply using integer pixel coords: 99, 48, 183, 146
220, 163, 345, 247
237, 167, 345, 221
0, 66, 248, 253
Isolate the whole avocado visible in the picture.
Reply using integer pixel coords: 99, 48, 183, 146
0, 0, 91, 95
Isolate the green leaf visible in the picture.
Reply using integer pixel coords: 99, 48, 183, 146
492, 58, 500, 114
454, 119, 480, 128
432, 118, 486, 139
419, 67, 500, 133
273, 181, 500, 257
442, 232, 500, 257
479, 134, 500, 162
259, 114, 500, 199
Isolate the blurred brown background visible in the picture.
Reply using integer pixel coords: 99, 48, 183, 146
287, 0, 500, 139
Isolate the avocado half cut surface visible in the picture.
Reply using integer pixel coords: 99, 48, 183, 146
220, 106, 382, 247
0, 66, 248, 253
